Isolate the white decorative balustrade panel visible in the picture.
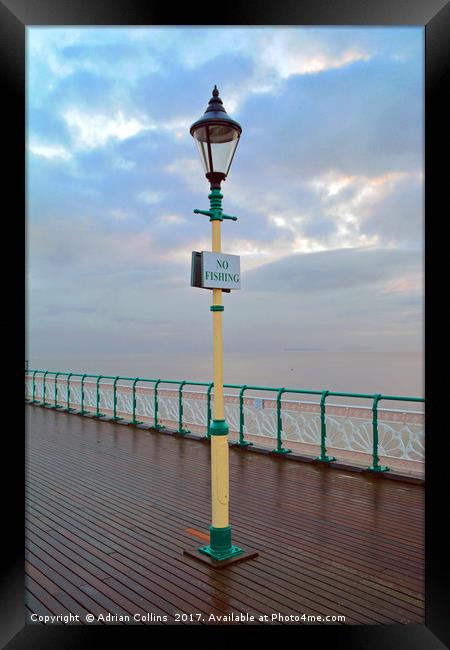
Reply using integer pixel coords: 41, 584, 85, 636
25, 377, 424, 462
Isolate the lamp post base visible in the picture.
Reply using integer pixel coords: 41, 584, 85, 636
184, 546, 259, 568
199, 543, 243, 561
184, 525, 259, 567
183, 548, 259, 569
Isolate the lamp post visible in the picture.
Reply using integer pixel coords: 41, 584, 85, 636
185, 86, 257, 566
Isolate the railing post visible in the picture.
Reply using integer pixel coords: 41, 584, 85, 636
55, 373, 67, 409
64, 372, 76, 411
153, 379, 164, 430
95, 375, 105, 418
46, 372, 56, 406
51, 372, 61, 409
130, 378, 143, 425
367, 394, 389, 472
41, 371, 50, 406
31, 370, 40, 403
177, 381, 191, 435
78, 374, 88, 414
315, 390, 336, 463
272, 388, 291, 454
236, 385, 252, 447
111, 376, 124, 421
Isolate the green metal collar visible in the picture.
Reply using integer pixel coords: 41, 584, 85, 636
193, 188, 238, 222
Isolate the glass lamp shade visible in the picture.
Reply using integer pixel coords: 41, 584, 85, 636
190, 86, 242, 181
192, 123, 240, 177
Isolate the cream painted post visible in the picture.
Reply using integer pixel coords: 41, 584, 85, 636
210, 220, 229, 530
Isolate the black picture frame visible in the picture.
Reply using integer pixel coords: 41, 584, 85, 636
1, 1, 448, 647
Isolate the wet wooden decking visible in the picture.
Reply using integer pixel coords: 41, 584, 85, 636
25, 404, 424, 625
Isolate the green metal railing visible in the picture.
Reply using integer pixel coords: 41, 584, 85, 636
24, 368, 425, 473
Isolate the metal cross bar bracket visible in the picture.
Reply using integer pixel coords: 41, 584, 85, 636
193, 208, 238, 222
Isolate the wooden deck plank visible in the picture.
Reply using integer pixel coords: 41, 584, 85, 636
26, 476, 422, 608
26, 442, 422, 549
26, 451, 424, 573
25, 489, 405, 623
26, 515, 285, 623
26, 456, 428, 592
27, 450, 422, 596
27, 432, 424, 550
28, 428, 423, 525
25, 405, 424, 625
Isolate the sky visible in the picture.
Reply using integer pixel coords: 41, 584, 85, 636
26, 27, 424, 396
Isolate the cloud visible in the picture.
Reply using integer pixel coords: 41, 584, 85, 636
138, 190, 166, 204
243, 247, 422, 293
302, 170, 423, 248
29, 140, 72, 161
254, 34, 371, 81
155, 214, 187, 225
381, 272, 423, 295
361, 173, 424, 246
29, 216, 154, 275
62, 108, 151, 149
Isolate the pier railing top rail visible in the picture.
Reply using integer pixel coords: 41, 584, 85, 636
25, 368, 424, 405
